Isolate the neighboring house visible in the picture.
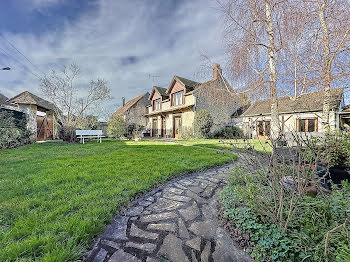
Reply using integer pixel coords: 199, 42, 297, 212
145, 64, 244, 138
237, 88, 345, 139
5, 91, 58, 141
111, 92, 150, 128
0, 93, 8, 105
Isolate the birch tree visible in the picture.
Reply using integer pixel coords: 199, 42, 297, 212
217, 0, 285, 139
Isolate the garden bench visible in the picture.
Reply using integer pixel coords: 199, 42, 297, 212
76, 130, 105, 144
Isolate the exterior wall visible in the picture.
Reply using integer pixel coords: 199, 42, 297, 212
241, 111, 325, 138
193, 78, 243, 132
124, 94, 149, 128
170, 82, 185, 94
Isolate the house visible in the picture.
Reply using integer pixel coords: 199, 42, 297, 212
237, 88, 345, 139
4, 91, 58, 141
145, 64, 244, 138
111, 92, 150, 128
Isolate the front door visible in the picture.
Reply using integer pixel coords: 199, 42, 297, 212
174, 116, 182, 139
257, 120, 270, 139
152, 118, 158, 137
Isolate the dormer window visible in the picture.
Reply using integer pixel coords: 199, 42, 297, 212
153, 98, 161, 110
172, 91, 184, 106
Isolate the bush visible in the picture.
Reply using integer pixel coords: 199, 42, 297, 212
77, 115, 98, 130
212, 126, 243, 139
107, 115, 127, 138
0, 110, 31, 150
193, 110, 213, 138
220, 165, 350, 262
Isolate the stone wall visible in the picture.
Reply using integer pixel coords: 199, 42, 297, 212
193, 77, 243, 132
124, 94, 150, 128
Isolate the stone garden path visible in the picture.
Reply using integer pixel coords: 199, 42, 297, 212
85, 162, 253, 262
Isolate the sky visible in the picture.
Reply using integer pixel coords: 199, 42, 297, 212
0, 0, 228, 116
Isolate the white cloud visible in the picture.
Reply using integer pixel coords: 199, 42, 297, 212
0, 0, 227, 114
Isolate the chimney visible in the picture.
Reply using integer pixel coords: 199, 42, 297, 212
213, 63, 222, 80
122, 97, 125, 106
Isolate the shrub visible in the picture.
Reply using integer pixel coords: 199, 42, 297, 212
179, 126, 195, 139
221, 164, 350, 262
77, 115, 98, 130
193, 110, 213, 138
0, 110, 31, 150
107, 115, 127, 138
212, 125, 243, 139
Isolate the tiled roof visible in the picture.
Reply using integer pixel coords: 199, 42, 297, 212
112, 93, 149, 116
0, 93, 8, 104
8, 91, 56, 111
154, 86, 169, 99
242, 88, 344, 116
174, 76, 201, 90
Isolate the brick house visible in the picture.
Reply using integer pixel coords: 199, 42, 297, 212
145, 64, 244, 138
111, 92, 150, 128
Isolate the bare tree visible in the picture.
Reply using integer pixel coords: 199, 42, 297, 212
217, 0, 285, 139
40, 64, 112, 142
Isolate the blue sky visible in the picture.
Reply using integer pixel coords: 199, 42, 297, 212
0, 0, 226, 116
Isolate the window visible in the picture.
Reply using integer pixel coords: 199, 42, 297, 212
172, 91, 184, 106
297, 118, 317, 132
153, 98, 161, 111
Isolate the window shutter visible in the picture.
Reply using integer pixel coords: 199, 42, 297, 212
315, 118, 318, 132
296, 118, 299, 132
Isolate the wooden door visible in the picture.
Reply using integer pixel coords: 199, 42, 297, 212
152, 118, 158, 137
37, 116, 53, 141
173, 116, 182, 139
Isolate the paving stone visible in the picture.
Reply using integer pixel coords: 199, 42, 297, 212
145, 196, 155, 202
192, 251, 199, 262
189, 221, 217, 238
185, 237, 201, 251
189, 186, 204, 194
147, 223, 176, 232
125, 206, 144, 216
186, 190, 207, 204
201, 186, 215, 198
125, 242, 157, 252
138, 200, 153, 207
158, 234, 189, 262
149, 198, 185, 211
178, 218, 189, 239
108, 249, 140, 262
140, 212, 177, 223
163, 193, 192, 202
201, 241, 211, 262
102, 216, 129, 241
202, 204, 214, 220
93, 248, 108, 262
100, 239, 120, 250
178, 202, 200, 221
130, 224, 159, 240
212, 227, 254, 262
146, 257, 162, 262
172, 182, 187, 189
163, 187, 184, 195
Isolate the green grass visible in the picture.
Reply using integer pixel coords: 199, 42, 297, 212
0, 140, 236, 261
175, 139, 272, 154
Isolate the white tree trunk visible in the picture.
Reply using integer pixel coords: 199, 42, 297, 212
265, 1, 280, 139
318, 3, 331, 130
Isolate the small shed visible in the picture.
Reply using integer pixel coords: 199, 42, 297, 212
7, 91, 58, 141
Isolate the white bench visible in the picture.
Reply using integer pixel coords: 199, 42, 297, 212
76, 130, 105, 144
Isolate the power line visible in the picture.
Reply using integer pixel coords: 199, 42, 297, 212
0, 33, 45, 75
0, 46, 41, 79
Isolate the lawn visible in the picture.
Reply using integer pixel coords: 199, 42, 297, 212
175, 139, 272, 154
0, 140, 235, 261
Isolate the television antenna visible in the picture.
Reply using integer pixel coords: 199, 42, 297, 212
149, 74, 160, 87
